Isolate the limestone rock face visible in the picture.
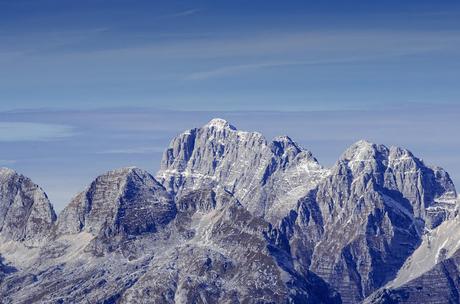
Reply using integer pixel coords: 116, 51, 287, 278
273, 140, 457, 303
0, 188, 339, 304
337, 140, 456, 228
0, 168, 56, 246
157, 118, 329, 221
366, 249, 460, 304
56, 167, 176, 238
364, 196, 460, 303
121, 189, 340, 304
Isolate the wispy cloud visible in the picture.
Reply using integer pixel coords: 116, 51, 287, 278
97, 146, 165, 155
186, 61, 299, 80
0, 159, 17, 165
6, 29, 458, 59
185, 58, 365, 80
0, 122, 75, 141
99, 30, 460, 58
167, 8, 202, 18
185, 49, 421, 80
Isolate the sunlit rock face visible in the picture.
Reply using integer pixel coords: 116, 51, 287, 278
157, 118, 329, 222
271, 140, 457, 303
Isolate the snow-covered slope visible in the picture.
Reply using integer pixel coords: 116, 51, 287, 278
365, 196, 460, 303
390, 196, 460, 289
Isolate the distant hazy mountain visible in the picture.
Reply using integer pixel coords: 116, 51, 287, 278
0, 119, 458, 303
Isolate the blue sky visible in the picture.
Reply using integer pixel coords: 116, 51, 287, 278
1, 1, 459, 210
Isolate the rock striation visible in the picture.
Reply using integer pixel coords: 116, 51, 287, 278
366, 247, 460, 304
121, 188, 340, 304
273, 140, 457, 303
56, 167, 175, 237
157, 118, 329, 221
0, 168, 339, 303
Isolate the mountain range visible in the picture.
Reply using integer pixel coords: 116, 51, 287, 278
0, 118, 459, 304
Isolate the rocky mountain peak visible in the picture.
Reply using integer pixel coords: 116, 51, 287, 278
268, 140, 458, 303
331, 140, 457, 227
157, 119, 328, 221
388, 145, 415, 158
0, 168, 56, 247
204, 118, 237, 131
340, 140, 388, 164
271, 135, 303, 156
0, 167, 16, 177
272, 134, 296, 144
340, 140, 427, 171
56, 167, 175, 237
342, 139, 376, 154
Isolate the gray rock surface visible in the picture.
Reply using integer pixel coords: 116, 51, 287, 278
56, 167, 175, 238
0, 168, 56, 247
272, 140, 457, 303
366, 249, 460, 304
363, 196, 460, 303
121, 189, 340, 304
157, 118, 328, 221
0, 170, 339, 304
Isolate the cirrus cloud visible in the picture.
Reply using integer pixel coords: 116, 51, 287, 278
0, 122, 75, 141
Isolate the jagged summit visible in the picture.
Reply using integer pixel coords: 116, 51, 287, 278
341, 140, 422, 164
108, 166, 139, 174
204, 118, 237, 130
0, 167, 16, 176
157, 120, 327, 220
272, 135, 301, 150
340, 139, 388, 162
337, 139, 457, 227
271, 135, 303, 158
272, 134, 293, 142
343, 139, 375, 153
282, 139, 457, 303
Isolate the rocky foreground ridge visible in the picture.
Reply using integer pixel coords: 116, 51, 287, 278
0, 118, 458, 303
